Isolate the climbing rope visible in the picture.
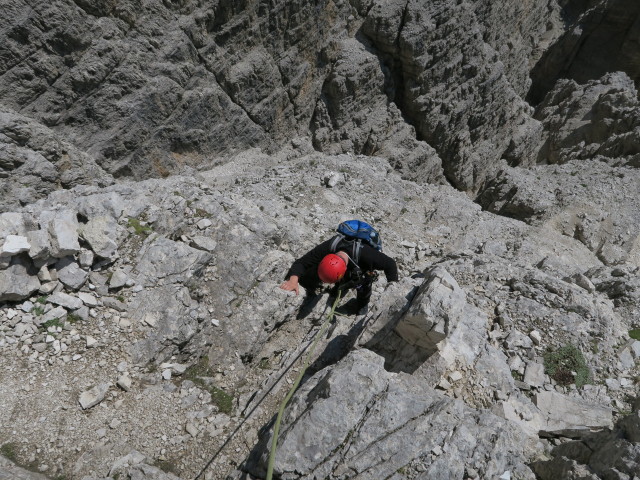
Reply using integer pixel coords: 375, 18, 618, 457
265, 289, 342, 480
193, 291, 341, 480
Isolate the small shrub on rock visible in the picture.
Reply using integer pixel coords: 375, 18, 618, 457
543, 344, 591, 388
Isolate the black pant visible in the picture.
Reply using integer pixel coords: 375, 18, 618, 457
298, 270, 373, 308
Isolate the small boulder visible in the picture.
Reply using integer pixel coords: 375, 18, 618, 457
79, 383, 110, 409
1, 235, 30, 257
0, 255, 41, 301
55, 257, 88, 290
47, 210, 80, 258
48, 292, 83, 310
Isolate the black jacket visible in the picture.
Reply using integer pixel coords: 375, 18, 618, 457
286, 236, 398, 286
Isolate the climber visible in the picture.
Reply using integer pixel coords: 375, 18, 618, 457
279, 234, 398, 317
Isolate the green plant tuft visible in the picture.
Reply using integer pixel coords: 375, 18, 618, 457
127, 217, 152, 236
154, 458, 180, 475
629, 329, 640, 340
544, 344, 591, 388
210, 385, 233, 415
0, 443, 17, 462
195, 208, 210, 218
36, 295, 48, 304
184, 356, 234, 414
33, 306, 45, 316
40, 318, 63, 331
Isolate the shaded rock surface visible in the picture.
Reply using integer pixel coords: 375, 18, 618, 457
1, 0, 640, 479
3, 0, 637, 201
532, 406, 640, 480
0, 151, 638, 480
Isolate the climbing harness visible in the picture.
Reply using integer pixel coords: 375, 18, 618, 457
193, 291, 342, 480
265, 289, 343, 480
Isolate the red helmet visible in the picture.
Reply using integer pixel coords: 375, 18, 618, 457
318, 254, 347, 283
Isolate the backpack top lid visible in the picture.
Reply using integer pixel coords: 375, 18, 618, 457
336, 219, 382, 251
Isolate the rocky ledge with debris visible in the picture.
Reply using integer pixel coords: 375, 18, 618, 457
2, 0, 640, 479
0, 142, 639, 480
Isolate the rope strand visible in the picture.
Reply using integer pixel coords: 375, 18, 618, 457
265, 289, 342, 480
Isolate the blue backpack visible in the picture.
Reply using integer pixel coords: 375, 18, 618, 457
330, 220, 382, 263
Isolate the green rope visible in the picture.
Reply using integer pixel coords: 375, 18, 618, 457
265, 289, 342, 480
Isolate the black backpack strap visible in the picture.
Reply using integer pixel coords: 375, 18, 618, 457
331, 234, 363, 267
330, 234, 344, 253
353, 240, 362, 264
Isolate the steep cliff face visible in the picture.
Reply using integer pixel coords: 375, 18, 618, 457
1, 1, 640, 480
6, 0, 634, 198
528, 0, 640, 104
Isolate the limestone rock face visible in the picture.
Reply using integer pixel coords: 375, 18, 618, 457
529, 0, 640, 104
394, 266, 465, 351
534, 390, 613, 430
0, 107, 113, 212
246, 348, 536, 480
534, 72, 640, 167
0, 0, 592, 198
356, 0, 542, 191
0, 151, 637, 480
2, 1, 640, 479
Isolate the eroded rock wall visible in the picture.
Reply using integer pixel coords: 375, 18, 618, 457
3, 0, 617, 200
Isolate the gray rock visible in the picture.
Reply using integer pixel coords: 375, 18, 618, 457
36, 266, 52, 282
55, 256, 88, 290
129, 286, 198, 364
190, 236, 217, 253
81, 217, 120, 260
26, 230, 51, 261
78, 249, 94, 268
0, 235, 30, 257
196, 218, 212, 230
117, 375, 132, 392
394, 266, 463, 351
79, 383, 110, 410
47, 292, 83, 310
618, 347, 635, 370
102, 297, 127, 312
134, 237, 211, 287
38, 281, 58, 295
46, 210, 80, 258
19, 300, 34, 313
77, 292, 99, 307
76, 306, 90, 321
109, 269, 129, 289
0, 454, 50, 479
0, 212, 30, 240
534, 391, 613, 431
523, 362, 546, 388
323, 171, 344, 188
0, 255, 40, 301
566, 273, 596, 293
533, 72, 640, 168
533, 409, 640, 479
40, 306, 67, 325
246, 348, 535, 480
